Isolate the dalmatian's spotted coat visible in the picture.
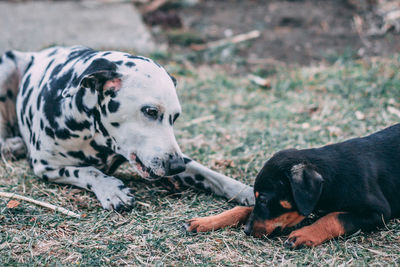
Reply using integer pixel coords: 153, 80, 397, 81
0, 46, 254, 211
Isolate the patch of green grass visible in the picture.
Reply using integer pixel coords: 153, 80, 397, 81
1, 55, 400, 265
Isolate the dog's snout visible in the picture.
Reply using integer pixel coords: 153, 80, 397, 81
244, 223, 252, 236
244, 213, 255, 236
165, 155, 186, 176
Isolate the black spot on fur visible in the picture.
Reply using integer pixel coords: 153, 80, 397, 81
67, 151, 99, 165
125, 61, 136, 67
0, 96, 6, 102
42, 174, 49, 182
45, 167, 55, 171
40, 159, 48, 165
107, 100, 120, 113
21, 74, 31, 95
64, 47, 97, 67
44, 69, 74, 129
92, 109, 109, 137
183, 157, 192, 164
65, 118, 91, 131
74, 170, 79, 178
114, 60, 123, 65
195, 174, 205, 181
65, 170, 70, 177
45, 127, 55, 138
6, 90, 13, 99
36, 91, 42, 110
87, 183, 92, 190
102, 52, 111, 56
101, 104, 107, 116
75, 88, 89, 114
36, 140, 41, 151
173, 113, 180, 123
21, 88, 33, 119
59, 168, 65, 176
107, 155, 126, 174
169, 115, 173, 126
125, 55, 150, 62
40, 120, 44, 130
28, 107, 33, 124
184, 176, 195, 185
55, 128, 79, 139
5, 51, 15, 60
104, 90, 116, 98
195, 182, 206, 190
39, 59, 55, 88
48, 48, 58, 57
90, 140, 113, 164
24, 56, 34, 74
111, 122, 120, 127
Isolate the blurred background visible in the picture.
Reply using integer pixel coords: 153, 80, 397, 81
1, 0, 399, 71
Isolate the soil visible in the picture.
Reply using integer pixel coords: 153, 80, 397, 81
150, 0, 400, 66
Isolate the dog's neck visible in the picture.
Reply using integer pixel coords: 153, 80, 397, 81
61, 87, 111, 147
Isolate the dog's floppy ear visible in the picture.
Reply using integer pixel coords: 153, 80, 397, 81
288, 163, 324, 216
62, 58, 122, 97
80, 71, 122, 93
62, 70, 122, 97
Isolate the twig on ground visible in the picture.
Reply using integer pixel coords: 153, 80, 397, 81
0, 191, 81, 218
190, 30, 261, 51
247, 57, 286, 66
183, 115, 215, 127
140, 0, 168, 14
248, 74, 271, 88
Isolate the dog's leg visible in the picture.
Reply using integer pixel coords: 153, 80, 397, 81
169, 157, 255, 205
185, 206, 253, 233
37, 166, 135, 211
0, 51, 31, 160
284, 211, 389, 249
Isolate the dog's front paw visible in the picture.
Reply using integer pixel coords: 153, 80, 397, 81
1, 137, 27, 160
284, 228, 320, 249
94, 182, 135, 212
227, 185, 255, 206
184, 217, 213, 233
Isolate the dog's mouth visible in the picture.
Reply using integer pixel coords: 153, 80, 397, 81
129, 153, 161, 179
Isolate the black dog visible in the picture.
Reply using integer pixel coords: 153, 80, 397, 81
186, 123, 400, 248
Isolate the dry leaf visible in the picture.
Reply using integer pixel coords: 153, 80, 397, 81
248, 74, 271, 88
327, 126, 343, 137
7, 200, 20, 209
387, 106, 400, 118
212, 159, 236, 168
355, 110, 365, 120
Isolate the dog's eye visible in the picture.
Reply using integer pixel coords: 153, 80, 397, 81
141, 106, 159, 120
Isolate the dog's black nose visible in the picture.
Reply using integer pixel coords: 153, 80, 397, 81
244, 223, 252, 236
165, 156, 186, 176
243, 212, 254, 236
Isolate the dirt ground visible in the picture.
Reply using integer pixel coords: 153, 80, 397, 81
149, 0, 399, 66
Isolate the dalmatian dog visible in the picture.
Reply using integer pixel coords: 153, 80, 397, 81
0, 46, 254, 211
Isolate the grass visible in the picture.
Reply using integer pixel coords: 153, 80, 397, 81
1, 54, 400, 265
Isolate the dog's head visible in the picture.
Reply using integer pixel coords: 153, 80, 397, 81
244, 149, 324, 237
65, 54, 185, 178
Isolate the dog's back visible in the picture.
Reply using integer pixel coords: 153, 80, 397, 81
302, 123, 400, 217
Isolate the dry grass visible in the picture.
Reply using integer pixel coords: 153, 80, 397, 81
1, 54, 400, 265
